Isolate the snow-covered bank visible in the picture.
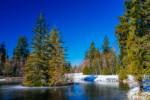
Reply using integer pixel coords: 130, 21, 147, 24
66, 73, 134, 83
127, 87, 150, 100
0, 79, 6, 81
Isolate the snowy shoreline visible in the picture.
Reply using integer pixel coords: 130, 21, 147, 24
0, 79, 6, 81
66, 73, 134, 83
127, 87, 150, 100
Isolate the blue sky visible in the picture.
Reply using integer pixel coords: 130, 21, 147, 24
0, 0, 124, 66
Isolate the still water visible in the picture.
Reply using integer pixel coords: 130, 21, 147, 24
0, 81, 132, 100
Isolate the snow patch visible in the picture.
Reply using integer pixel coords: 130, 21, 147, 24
0, 79, 6, 81
66, 73, 134, 83
127, 87, 150, 100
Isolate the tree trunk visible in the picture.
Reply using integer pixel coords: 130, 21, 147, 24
138, 78, 144, 92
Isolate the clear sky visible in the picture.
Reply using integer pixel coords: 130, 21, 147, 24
0, 0, 125, 66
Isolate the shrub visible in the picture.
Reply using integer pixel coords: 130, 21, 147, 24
119, 68, 128, 80
83, 66, 91, 75
102, 67, 111, 75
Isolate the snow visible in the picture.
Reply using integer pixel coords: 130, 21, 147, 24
66, 73, 134, 82
127, 87, 150, 100
0, 79, 6, 81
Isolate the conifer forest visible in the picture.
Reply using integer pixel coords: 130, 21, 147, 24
0, 0, 149, 98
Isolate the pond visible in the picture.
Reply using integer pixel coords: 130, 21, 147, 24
0, 81, 133, 100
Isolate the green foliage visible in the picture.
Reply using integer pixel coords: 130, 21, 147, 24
119, 83, 129, 90
0, 42, 7, 76
48, 66, 66, 86
0, 42, 7, 63
25, 11, 49, 86
84, 50, 89, 60
12, 36, 29, 77
83, 66, 91, 75
47, 27, 67, 86
126, 33, 150, 81
115, 0, 150, 91
25, 23, 68, 86
2, 59, 13, 77
83, 38, 117, 75
101, 35, 110, 54
25, 53, 47, 86
65, 62, 72, 72
102, 67, 111, 75
118, 68, 128, 80
95, 48, 100, 59
89, 41, 96, 60
13, 36, 29, 59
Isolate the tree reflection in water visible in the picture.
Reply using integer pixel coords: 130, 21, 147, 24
23, 88, 68, 100
0, 81, 131, 100
119, 82, 130, 91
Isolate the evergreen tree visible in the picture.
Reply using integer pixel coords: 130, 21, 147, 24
115, 1, 131, 65
65, 62, 72, 72
83, 66, 91, 75
115, 0, 150, 67
101, 35, 110, 54
0, 42, 7, 76
25, 11, 49, 86
84, 50, 89, 60
95, 48, 100, 58
89, 42, 96, 60
2, 59, 13, 77
48, 27, 67, 86
13, 36, 29, 59
125, 33, 150, 92
88, 42, 96, 74
12, 36, 29, 77
122, 0, 150, 91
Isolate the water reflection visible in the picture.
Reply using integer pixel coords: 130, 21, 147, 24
119, 82, 130, 90
0, 81, 131, 100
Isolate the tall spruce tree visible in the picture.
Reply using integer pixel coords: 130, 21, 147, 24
115, 1, 131, 65
47, 27, 67, 86
25, 11, 49, 86
124, 0, 150, 92
101, 35, 110, 54
88, 42, 96, 74
12, 36, 29, 76
13, 36, 29, 58
84, 50, 89, 60
95, 48, 100, 58
89, 41, 96, 60
0, 42, 7, 76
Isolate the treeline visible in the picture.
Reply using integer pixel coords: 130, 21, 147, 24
25, 12, 71, 86
0, 36, 29, 77
82, 35, 118, 75
0, 12, 72, 86
80, 0, 149, 92
115, 0, 150, 92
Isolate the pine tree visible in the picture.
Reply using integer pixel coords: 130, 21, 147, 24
101, 35, 110, 54
125, 33, 150, 92
65, 62, 72, 72
89, 42, 96, 60
25, 11, 49, 86
83, 66, 91, 75
88, 41, 96, 74
48, 27, 67, 86
2, 59, 13, 77
13, 36, 29, 59
123, 0, 150, 92
13, 36, 29, 77
95, 48, 100, 59
115, 1, 131, 65
84, 50, 89, 60
0, 42, 7, 76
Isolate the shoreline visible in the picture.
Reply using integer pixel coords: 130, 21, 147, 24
127, 87, 150, 100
